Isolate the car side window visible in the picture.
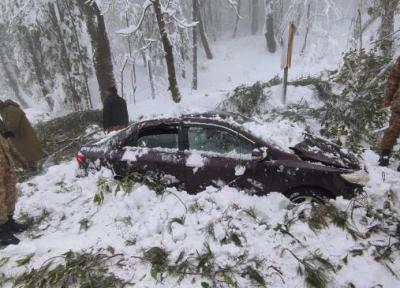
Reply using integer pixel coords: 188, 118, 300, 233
136, 125, 179, 149
188, 126, 253, 155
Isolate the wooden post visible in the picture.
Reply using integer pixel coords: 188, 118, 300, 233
281, 22, 296, 104
283, 66, 289, 103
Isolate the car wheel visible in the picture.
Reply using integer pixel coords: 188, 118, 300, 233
288, 187, 329, 204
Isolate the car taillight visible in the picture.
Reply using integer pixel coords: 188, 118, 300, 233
76, 151, 87, 167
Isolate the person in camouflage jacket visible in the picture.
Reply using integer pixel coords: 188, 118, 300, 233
380, 56, 400, 171
0, 120, 28, 246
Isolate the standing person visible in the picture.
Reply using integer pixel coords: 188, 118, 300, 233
0, 100, 44, 170
103, 86, 129, 133
380, 56, 400, 171
0, 120, 28, 246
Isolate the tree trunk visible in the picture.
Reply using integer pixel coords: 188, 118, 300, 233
251, 0, 259, 35
378, 0, 399, 57
77, 0, 116, 103
64, 0, 93, 109
300, 2, 312, 55
233, 0, 241, 38
125, 11, 137, 104
192, 0, 198, 90
194, 0, 213, 60
148, 58, 156, 100
49, 2, 81, 111
20, 26, 53, 110
152, 0, 181, 103
0, 48, 28, 108
264, 0, 276, 53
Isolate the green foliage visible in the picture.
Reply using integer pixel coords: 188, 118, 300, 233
79, 218, 91, 232
141, 243, 267, 287
219, 77, 281, 116
15, 254, 34, 267
0, 257, 10, 268
285, 249, 336, 288
289, 49, 390, 151
18, 209, 50, 233
94, 177, 112, 205
306, 203, 362, 240
122, 171, 168, 195
168, 217, 186, 233
242, 266, 266, 286
35, 110, 103, 163
222, 49, 391, 152
13, 249, 125, 288
221, 232, 243, 247
93, 191, 105, 205
328, 49, 389, 149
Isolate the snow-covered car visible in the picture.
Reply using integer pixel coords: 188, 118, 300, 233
76, 113, 366, 202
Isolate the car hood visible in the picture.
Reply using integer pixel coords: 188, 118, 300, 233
290, 134, 360, 170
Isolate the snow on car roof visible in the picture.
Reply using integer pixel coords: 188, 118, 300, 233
92, 112, 306, 153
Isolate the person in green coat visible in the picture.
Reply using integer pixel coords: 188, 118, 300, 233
0, 100, 44, 169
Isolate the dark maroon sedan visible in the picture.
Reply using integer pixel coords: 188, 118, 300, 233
76, 113, 367, 202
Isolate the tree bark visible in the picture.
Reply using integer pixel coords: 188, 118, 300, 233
194, 0, 213, 60
300, 2, 312, 55
192, 0, 198, 90
64, 0, 93, 109
378, 0, 399, 57
251, 0, 259, 35
264, 0, 276, 53
233, 0, 241, 38
0, 48, 28, 108
151, 0, 181, 103
49, 2, 81, 111
148, 58, 156, 100
20, 26, 53, 110
77, 0, 116, 103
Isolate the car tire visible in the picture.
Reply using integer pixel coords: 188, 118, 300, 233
287, 187, 329, 204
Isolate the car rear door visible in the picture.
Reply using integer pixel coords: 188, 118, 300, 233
114, 121, 185, 189
183, 123, 264, 194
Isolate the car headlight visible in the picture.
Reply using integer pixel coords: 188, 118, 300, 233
341, 170, 370, 186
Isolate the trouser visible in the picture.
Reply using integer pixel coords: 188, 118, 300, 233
0, 165, 17, 225
382, 91, 400, 151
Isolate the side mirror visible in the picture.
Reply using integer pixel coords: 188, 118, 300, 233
252, 147, 268, 161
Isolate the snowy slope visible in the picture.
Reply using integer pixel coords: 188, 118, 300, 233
3, 32, 400, 287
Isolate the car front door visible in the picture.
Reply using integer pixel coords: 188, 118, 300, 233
114, 122, 185, 189
183, 124, 264, 194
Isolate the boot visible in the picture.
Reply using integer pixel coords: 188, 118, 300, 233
0, 225, 20, 246
379, 150, 391, 167
4, 216, 29, 233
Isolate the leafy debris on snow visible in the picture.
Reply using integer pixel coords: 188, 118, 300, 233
35, 110, 103, 164
13, 249, 125, 288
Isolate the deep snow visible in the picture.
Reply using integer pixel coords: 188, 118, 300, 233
2, 33, 400, 287
0, 148, 399, 287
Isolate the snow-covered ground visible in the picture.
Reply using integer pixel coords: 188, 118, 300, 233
3, 34, 400, 287
1, 147, 399, 287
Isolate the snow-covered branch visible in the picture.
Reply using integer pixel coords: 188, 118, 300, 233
116, 1, 152, 36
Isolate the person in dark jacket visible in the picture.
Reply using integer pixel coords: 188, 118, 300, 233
380, 56, 400, 171
103, 87, 129, 133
